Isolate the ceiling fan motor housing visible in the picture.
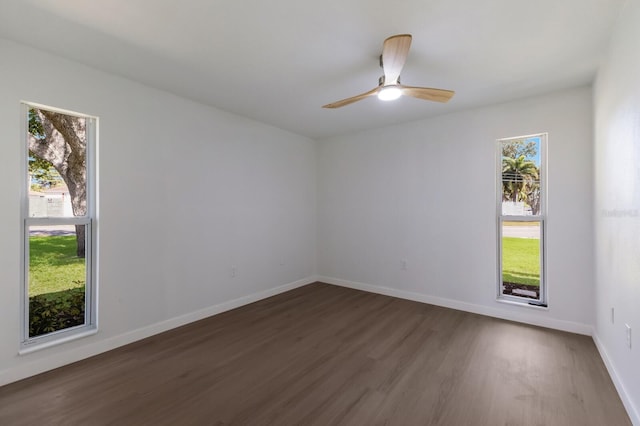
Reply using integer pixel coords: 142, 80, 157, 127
379, 75, 400, 87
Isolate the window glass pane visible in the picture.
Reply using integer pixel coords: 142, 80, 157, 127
28, 225, 86, 337
23, 104, 95, 346
501, 221, 541, 300
28, 108, 87, 218
501, 136, 541, 216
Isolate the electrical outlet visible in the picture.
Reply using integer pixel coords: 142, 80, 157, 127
231, 266, 237, 278
625, 324, 632, 349
611, 307, 615, 324
401, 259, 408, 270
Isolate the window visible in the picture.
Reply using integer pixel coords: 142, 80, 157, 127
22, 103, 97, 349
497, 134, 546, 306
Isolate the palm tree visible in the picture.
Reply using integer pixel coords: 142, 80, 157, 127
502, 155, 539, 203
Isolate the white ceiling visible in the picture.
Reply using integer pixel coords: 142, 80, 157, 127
0, 0, 624, 139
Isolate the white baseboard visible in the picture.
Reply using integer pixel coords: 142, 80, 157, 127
318, 276, 592, 335
592, 331, 639, 425
0, 276, 317, 387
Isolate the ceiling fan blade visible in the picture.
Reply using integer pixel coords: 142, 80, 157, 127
401, 86, 455, 103
382, 34, 412, 85
322, 87, 380, 108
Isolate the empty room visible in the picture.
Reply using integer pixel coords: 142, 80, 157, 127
0, 0, 638, 424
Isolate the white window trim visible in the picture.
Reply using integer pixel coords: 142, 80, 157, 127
20, 102, 98, 351
496, 133, 547, 306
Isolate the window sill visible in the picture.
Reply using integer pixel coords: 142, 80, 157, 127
19, 327, 98, 355
496, 298, 549, 311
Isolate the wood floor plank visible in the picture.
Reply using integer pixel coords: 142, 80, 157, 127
0, 283, 631, 425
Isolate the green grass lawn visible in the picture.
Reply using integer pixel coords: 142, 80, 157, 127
502, 237, 540, 286
29, 235, 85, 297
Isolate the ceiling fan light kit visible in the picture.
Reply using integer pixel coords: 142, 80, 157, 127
377, 85, 402, 101
323, 34, 455, 109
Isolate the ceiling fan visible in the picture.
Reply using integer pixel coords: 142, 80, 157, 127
322, 34, 455, 109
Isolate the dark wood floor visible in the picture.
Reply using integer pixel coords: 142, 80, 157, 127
0, 283, 630, 425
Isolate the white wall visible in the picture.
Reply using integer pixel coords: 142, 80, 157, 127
593, 0, 640, 423
317, 86, 594, 333
0, 38, 317, 385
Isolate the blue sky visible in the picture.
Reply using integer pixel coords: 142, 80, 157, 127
525, 136, 541, 166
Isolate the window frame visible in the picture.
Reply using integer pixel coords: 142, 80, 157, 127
496, 133, 547, 306
20, 102, 98, 351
